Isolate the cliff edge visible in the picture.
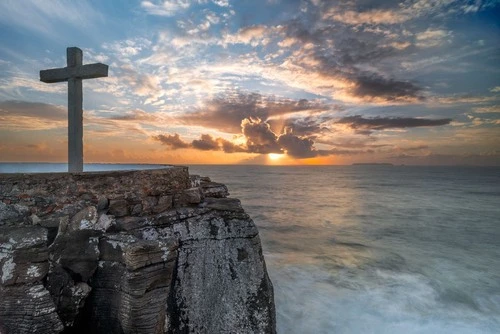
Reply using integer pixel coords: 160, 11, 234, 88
0, 167, 276, 334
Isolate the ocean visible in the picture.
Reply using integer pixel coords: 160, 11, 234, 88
2, 163, 500, 333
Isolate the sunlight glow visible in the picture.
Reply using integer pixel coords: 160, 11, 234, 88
268, 153, 284, 161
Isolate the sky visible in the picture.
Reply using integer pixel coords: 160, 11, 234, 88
0, 0, 499, 165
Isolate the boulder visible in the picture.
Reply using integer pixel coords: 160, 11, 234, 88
0, 226, 49, 285
49, 230, 100, 282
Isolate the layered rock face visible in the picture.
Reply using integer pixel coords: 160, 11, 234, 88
0, 168, 275, 334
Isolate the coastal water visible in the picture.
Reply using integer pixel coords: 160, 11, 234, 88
2, 164, 500, 333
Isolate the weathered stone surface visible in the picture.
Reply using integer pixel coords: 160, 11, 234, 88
108, 199, 129, 217
154, 195, 173, 213
68, 206, 99, 231
96, 197, 109, 211
201, 181, 229, 198
96, 213, 114, 231
0, 168, 276, 333
114, 216, 150, 231
176, 187, 203, 207
0, 283, 64, 333
45, 265, 91, 327
0, 226, 49, 285
99, 234, 177, 270
0, 201, 30, 225
81, 235, 177, 333
203, 197, 244, 212
0, 168, 190, 228
49, 230, 100, 282
82, 261, 173, 333
167, 236, 276, 334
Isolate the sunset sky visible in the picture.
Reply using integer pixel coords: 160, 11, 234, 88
0, 0, 499, 165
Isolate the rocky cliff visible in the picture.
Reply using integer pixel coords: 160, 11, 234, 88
0, 167, 276, 334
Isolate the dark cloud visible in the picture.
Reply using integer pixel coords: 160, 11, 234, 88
279, 10, 424, 102
180, 92, 327, 133
277, 132, 317, 158
352, 74, 424, 101
267, 116, 331, 137
154, 116, 371, 159
153, 133, 247, 153
241, 117, 282, 154
219, 138, 247, 153
154, 133, 190, 149
192, 134, 219, 151
337, 115, 452, 130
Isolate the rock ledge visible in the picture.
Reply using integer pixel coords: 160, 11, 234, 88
0, 168, 275, 334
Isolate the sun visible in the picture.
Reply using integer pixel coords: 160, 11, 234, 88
268, 153, 284, 161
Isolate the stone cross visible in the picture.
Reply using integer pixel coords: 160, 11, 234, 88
40, 47, 108, 172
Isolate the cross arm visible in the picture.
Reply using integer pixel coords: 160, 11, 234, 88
40, 63, 108, 83
78, 63, 108, 79
40, 67, 70, 83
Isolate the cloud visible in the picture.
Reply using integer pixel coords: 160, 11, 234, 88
192, 134, 220, 151
267, 117, 329, 137
241, 117, 282, 154
324, 8, 409, 25
277, 132, 317, 158
276, 16, 425, 103
351, 74, 424, 102
180, 92, 327, 133
322, 0, 483, 27
141, 0, 190, 16
212, 0, 229, 7
222, 25, 269, 46
337, 115, 452, 131
116, 65, 163, 103
473, 106, 500, 113
154, 133, 191, 149
154, 133, 247, 153
415, 29, 451, 48
154, 116, 368, 159
0, 100, 66, 130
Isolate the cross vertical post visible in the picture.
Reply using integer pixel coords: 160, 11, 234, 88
67, 48, 84, 172
40, 47, 108, 172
